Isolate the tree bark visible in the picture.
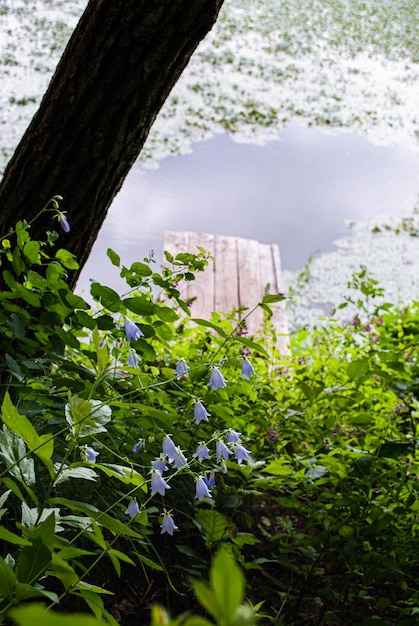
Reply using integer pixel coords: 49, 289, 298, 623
0, 0, 224, 289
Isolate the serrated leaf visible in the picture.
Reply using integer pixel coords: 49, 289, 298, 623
195, 509, 229, 546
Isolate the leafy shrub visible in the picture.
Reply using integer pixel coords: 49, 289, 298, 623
2, 202, 419, 625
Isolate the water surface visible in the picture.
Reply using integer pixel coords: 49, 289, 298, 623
77, 124, 419, 297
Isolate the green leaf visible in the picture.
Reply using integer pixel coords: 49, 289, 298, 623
54, 325, 80, 349
1, 392, 54, 474
65, 396, 112, 439
0, 525, 32, 547
17, 528, 52, 585
210, 549, 244, 623
261, 294, 286, 303
6, 313, 26, 337
191, 318, 227, 337
347, 358, 370, 380
376, 442, 412, 459
50, 498, 145, 539
48, 555, 79, 589
192, 580, 221, 621
129, 261, 152, 277
14, 584, 58, 603
123, 296, 157, 316
90, 282, 122, 311
234, 336, 268, 356
95, 464, 147, 490
8, 603, 108, 626
107, 248, 120, 267
55, 248, 79, 270
54, 465, 98, 485
195, 509, 229, 546
0, 426, 37, 489
0, 555, 16, 599
22, 240, 40, 265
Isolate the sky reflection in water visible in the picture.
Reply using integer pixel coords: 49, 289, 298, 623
77, 124, 419, 297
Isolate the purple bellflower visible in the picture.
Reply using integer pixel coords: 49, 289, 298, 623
151, 454, 169, 474
125, 499, 140, 518
193, 443, 210, 462
57, 211, 70, 233
194, 401, 210, 424
127, 349, 139, 368
124, 318, 144, 342
204, 471, 216, 488
233, 443, 251, 465
241, 357, 256, 380
175, 359, 189, 379
172, 446, 188, 469
227, 429, 242, 443
133, 439, 144, 453
85, 446, 99, 463
162, 435, 177, 461
216, 439, 232, 462
160, 511, 178, 536
208, 367, 227, 390
195, 476, 212, 501
152, 455, 169, 474
151, 469, 171, 496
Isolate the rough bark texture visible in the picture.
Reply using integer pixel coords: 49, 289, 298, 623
0, 0, 224, 288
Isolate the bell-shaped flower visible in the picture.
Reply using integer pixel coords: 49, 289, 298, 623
57, 211, 70, 233
127, 349, 139, 368
85, 446, 99, 463
241, 357, 256, 380
124, 318, 144, 342
125, 499, 140, 518
204, 471, 216, 488
152, 454, 169, 474
193, 443, 210, 462
194, 401, 210, 425
133, 439, 144, 453
216, 439, 232, 462
195, 476, 212, 501
233, 443, 251, 465
162, 435, 177, 461
160, 511, 178, 536
227, 429, 242, 443
151, 469, 171, 496
208, 367, 227, 390
172, 446, 188, 469
175, 359, 189, 379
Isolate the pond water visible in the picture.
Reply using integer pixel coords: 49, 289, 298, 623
76, 123, 419, 298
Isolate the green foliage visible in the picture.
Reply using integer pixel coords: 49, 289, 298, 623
2, 203, 419, 625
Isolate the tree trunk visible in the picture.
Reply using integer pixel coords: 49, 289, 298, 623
0, 0, 224, 289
